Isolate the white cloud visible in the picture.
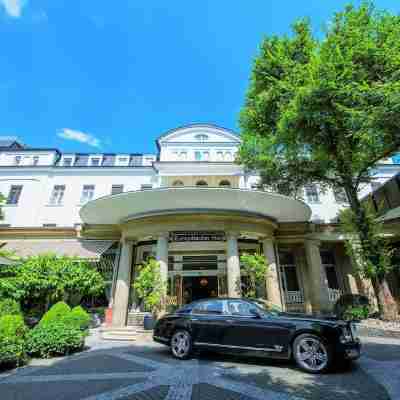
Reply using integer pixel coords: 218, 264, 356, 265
1, 0, 26, 18
57, 128, 102, 149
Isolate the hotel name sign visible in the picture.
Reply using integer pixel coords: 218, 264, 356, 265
169, 231, 226, 242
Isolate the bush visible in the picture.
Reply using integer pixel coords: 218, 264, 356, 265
26, 321, 85, 358
343, 305, 370, 321
39, 302, 71, 326
63, 306, 91, 330
0, 299, 22, 318
334, 294, 369, 319
0, 314, 28, 367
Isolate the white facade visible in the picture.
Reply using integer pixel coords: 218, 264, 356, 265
0, 124, 399, 228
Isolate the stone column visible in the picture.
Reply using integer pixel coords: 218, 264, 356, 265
262, 238, 283, 309
226, 232, 241, 297
304, 239, 331, 313
112, 238, 133, 327
156, 233, 169, 307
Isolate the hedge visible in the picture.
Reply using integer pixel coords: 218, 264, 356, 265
0, 299, 22, 318
26, 321, 86, 358
0, 314, 28, 367
39, 301, 71, 326
63, 306, 91, 330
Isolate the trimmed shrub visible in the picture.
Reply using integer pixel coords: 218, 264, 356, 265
26, 321, 85, 358
334, 294, 369, 319
343, 305, 370, 321
39, 302, 71, 326
0, 314, 28, 367
0, 299, 22, 318
63, 306, 91, 330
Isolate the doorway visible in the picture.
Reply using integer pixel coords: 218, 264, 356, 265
182, 276, 218, 303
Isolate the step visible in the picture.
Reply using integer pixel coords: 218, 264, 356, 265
100, 327, 137, 341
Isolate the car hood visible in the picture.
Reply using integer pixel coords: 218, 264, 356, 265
276, 312, 346, 326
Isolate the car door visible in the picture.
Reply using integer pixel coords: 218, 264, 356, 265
189, 299, 229, 346
222, 300, 292, 355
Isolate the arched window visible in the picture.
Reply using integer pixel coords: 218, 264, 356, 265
219, 180, 231, 187
172, 180, 184, 187
225, 152, 232, 161
196, 180, 208, 187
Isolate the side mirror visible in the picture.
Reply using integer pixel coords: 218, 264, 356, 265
250, 308, 262, 319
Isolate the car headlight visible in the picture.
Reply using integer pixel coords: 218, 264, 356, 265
340, 326, 353, 343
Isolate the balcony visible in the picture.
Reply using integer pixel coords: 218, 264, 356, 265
80, 187, 311, 226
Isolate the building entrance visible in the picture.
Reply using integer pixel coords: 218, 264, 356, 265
182, 276, 218, 303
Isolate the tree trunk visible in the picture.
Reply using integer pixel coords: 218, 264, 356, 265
344, 184, 398, 320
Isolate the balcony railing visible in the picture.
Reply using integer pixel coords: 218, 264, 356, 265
285, 291, 304, 304
328, 288, 342, 303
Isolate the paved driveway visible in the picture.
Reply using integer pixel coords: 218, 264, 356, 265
0, 332, 398, 400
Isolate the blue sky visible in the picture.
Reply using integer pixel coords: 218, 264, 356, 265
0, 1, 399, 154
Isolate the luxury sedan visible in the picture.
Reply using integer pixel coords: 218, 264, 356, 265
153, 298, 361, 373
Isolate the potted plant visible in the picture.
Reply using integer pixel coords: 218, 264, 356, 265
133, 258, 166, 330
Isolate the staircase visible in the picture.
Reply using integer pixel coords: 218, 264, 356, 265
100, 312, 150, 341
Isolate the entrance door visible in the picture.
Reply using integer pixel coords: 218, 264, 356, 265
182, 276, 218, 303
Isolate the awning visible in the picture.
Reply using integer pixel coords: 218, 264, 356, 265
0, 239, 116, 260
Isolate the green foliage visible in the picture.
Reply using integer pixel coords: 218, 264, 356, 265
0, 253, 105, 311
63, 306, 91, 330
0, 299, 22, 318
133, 258, 166, 313
239, 253, 268, 298
39, 301, 71, 327
0, 314, 28, 367
239, 1, 400, 319
340, 203, 394, 279
26, 321, 85, 358
343, 306, 370, 321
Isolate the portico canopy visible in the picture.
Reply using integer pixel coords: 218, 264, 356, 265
80, 187, 311, 225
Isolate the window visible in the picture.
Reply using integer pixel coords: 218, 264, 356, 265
118, 157, 128, 165
333, 187, 347, 203
111, 184, 124, 195
141, 184, 153, 190
32, 156, 39, 166
74, 155, 89, 166
193, 300, 224, 315
49, 185, 66, 205
195, 134, 209, 142
130, 155, 143, 166
172, 180, 184, 187
63, 157, 73, 166
225, 152, 232, 161
14, 156, 21, 166
320, 250, 340, 290
91, 158, 100, 166
279, 251, 300, 292
203, 151, 210, 161
80, 185, 95, 204
6, 185, 23, 205
227, 300, 259, 317
304, 184, 319, 203
196, 180, 208, 186
43, 223, 57, 228
219, 180, 231, 187
182, 255, 218, 271
179, 151, 187, 160
102, 154, 115, 166
216, 151, 223, 161
195, 151, 202, 161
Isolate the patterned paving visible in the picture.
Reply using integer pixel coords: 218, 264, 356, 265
0, 341, 393, 400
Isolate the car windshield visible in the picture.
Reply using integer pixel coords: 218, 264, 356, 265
250, 300, 279, 316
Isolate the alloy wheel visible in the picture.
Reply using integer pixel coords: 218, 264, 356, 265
171, 331, 191, 359
295, 336, 329, 372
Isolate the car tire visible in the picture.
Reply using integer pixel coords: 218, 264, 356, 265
170, 330, 192, 360
292, 333, 332, 374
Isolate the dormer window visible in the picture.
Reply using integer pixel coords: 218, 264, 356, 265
195, 151, 202, 161
91, 158, 101, 166
14, 156, 21, 166
32, 156, 39, 166
195, 134, 209, 142
196, 180, 208, 187
216, 151, 223, 161
63, 157, 73, 167
179, 151, 187, 161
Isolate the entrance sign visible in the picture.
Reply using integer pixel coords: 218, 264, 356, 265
169, 231, 226, 242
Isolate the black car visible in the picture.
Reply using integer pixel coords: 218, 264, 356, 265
153, 298, 361, 373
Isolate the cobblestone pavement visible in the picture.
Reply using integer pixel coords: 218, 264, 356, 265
0, 332, 397, 400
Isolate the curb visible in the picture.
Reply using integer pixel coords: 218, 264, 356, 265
356, 324, 400, 339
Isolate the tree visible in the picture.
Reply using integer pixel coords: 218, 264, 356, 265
0, 253, 105, 312
239, 252, 268, 298
133, 258, 166, 315
239, 2, 400, 319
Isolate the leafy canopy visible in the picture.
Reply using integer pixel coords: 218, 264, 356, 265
239, 2, 400, 196
239, 252, 268, 298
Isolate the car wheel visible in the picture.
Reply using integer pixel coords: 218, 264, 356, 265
170, 330, 192, 360
293, 334, 331, 373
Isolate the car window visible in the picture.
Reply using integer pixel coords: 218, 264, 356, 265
192, 300, 224, 315
227, 300, 260, 317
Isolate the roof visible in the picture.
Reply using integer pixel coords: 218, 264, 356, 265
0, 239, 116, 260
0, 136, 26, 150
